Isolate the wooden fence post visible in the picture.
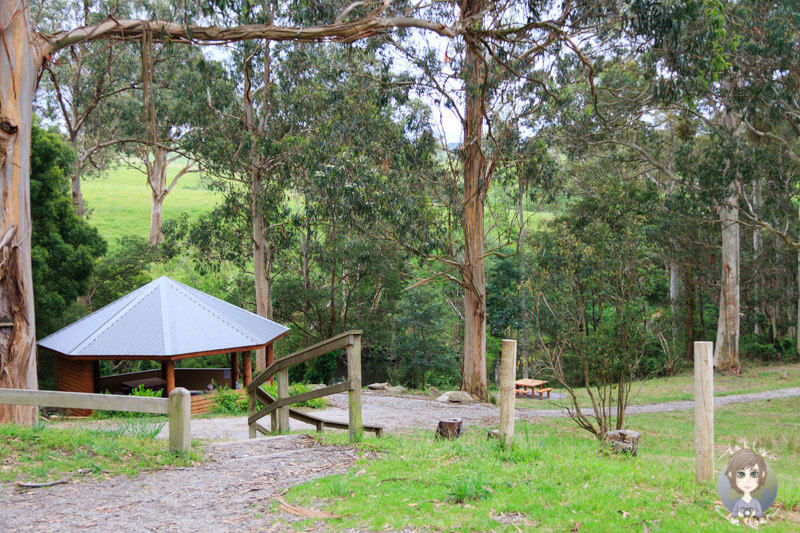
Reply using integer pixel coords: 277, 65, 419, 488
168, 387, 191, 454
694, 341, 714, 483
277, 368, 289, 433
499, 339, 517, 447
346, 332, 363, 443
248, 388, 256, 439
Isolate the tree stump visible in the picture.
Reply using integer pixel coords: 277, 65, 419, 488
436, 418, 462, 439
600, 430, 640, 456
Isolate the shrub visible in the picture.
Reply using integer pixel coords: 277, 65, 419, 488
92, 384, 164, 419
260, 381, 327, 409
209, 384, 246, 414
209, 382, 327, 415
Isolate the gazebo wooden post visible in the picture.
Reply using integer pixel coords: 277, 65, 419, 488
267, 343, 274, 384
230, 352, 239, 389
242, 351, 252, 387
165, 360, 175, 394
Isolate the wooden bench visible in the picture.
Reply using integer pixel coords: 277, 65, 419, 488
534, 387, 553, 399
515, 388, 531, 397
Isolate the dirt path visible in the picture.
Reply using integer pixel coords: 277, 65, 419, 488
0, 434, 356, 532
2, 388, 799, 531
182, 387, 800, 441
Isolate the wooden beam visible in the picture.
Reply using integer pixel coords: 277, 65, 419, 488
277, 368, 289, 432
247, 330, 362, 392
165, 360, 175, 394
230, 353, 239, 389
247, 382, 351, 425
346, 333, 363, 443
168, 387, 191, 453
242, 351, 252, 387
0, 388, 169, 414
694, 341, 714, 483
499, 339, 517, 447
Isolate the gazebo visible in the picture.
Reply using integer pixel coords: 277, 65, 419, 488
38, 276, 289, 414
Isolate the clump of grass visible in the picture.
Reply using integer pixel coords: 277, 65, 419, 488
0, 423, 200, 482
448, 472, 492, 503
109, 417, 166, 439
285, 397, 800, 532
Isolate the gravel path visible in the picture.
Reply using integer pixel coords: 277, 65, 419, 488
2, 387, 798, 532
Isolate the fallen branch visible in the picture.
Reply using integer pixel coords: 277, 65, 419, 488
15, 478, 69, 488
276, 495, 341, 519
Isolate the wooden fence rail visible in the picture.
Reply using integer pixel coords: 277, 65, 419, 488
247, 330, 380, 443
0, 387, 191, 453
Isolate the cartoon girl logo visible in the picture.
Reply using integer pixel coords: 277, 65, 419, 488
717, 449, 778, 527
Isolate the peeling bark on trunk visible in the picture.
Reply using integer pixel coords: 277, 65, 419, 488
669, 259, 680, 347
0, 4, 39, 424
71, 135, 85, 218
753, 180, 762, 335
714, 196, 741, 370
460, 0, 488, 401
148, 147, 167, 245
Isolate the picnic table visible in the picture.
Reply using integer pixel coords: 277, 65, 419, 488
515, 378, 553, 399
121, 377, 167, 394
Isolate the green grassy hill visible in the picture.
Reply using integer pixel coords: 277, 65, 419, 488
81, 162, 220, 249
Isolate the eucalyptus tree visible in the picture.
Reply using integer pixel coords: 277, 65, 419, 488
714, 0, 800, 354
107, 40, 208, 244
1, 2, 454, 421
35, 0, 138, 218
0, 0, 723, 421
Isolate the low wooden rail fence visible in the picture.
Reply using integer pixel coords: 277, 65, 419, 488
247, 330, 383, 443
0, 387, 191, 453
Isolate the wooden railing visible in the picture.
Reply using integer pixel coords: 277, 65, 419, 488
247, 330, 379, 443
0, 387, 191, 453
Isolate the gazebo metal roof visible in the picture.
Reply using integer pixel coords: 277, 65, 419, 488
38, 276, 289, 360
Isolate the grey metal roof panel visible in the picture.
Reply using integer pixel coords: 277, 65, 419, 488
38, 276, 289, 357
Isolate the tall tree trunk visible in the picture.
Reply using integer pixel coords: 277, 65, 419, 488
714, 194, 741, 370
252, 163, 270, 370
0, 3, 39, 424
752, 180, 762, 335
683, 260, 695, 360
518, 186, 529, 379
147, 147, 168, 245
669, 259, 680, 347
243, 42, 275, 371
71, 134, 85, 219
460, 0, 488, 401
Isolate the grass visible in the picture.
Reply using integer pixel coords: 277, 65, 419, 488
514, 362, 800, 411
81, 161, 219, 249
0, 422, 201, 483
284, 397, 800, 532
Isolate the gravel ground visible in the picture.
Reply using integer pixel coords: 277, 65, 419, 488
2, 388, 798, 532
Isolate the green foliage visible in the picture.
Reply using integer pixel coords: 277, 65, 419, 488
290, 396, 800, 532
88, 235, 161, 310
30, 122, 106, 338
209, 384, 247, 414
92, 385, 164, 419
447, 472, 492, 504
0, 423, 198, 482
391, 284, 459, 390
260, 381, 327, 409
209, 382, 327, 415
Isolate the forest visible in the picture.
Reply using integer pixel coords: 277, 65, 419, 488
2, 1, 800, 425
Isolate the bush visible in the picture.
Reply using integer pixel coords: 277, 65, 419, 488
92, 384, 164, 419
209, 384, 247, 414
209, 382, 327, 415
260, 381, 327, 409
